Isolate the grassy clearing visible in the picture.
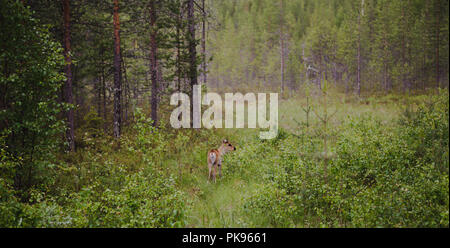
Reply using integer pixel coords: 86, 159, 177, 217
176, 90, 439, 227
1, 91, 447, 227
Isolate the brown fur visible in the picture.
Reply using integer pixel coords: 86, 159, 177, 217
207, 139, 236, 182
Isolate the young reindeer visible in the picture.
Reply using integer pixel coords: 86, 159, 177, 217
207, 139, 236, 183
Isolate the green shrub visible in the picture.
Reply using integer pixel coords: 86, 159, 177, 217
240, 91, 448, 227
0, 0, 66, 199
64, 170, 186, 227
243, 184, 296, 227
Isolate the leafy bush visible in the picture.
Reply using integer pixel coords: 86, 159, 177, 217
240, 91, 448, 227
61, 170, 186, 228
243, 184, 296, 227
0, 0, 66, 198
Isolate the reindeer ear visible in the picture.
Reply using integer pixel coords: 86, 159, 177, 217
223, 139, 228, 143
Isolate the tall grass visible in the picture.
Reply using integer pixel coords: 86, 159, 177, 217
1, 90, 447, 227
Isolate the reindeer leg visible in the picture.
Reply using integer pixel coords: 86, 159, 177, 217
208, 162, 212, 182
218, 163, 222, 178
213, 165, 217, 183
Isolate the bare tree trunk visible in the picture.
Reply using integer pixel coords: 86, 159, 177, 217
356, 0, 364, 97
216, 59, 220, 89
382, 26, 389, 93
121, 48, 129, 124
150, 0, 158, 127
202, 0, 207, 86
100, 47, 107, 132
113, 0, 122, 138
422, 17, 427, 91
187, 0, 197, 127
96, 76, 101, 117
63, 0, 75, 151
318, 50, 323, 90
435, 0, 440, 88
188, 0, 197, 88
177, 1, 182, 91
280, 0, 285, 95
401, 4, 409, 93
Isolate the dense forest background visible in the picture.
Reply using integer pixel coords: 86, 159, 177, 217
0, 0, 449, 227
209, 0, 449, 94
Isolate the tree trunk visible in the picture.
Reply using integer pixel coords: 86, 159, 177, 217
356, 0, 364, 97
96, 76, 101, 117
150, 0, 158, 127
202, 0, 207, 85
187, 0, 197, 127
188, 0, 197, 89
121, 48, 129, 124
382, 27, 389, 93
280, 0, 285, 95
435, 0, 440, 88
401, 4, 409, 93
113, 0, 122, 138
63, 0, 75, 151
100, 47, 107, 133
177, 1, 182, 91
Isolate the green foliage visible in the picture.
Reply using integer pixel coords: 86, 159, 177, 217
208, 0, 449, 93
131, 107, 171, 166
62, 171, 185, 228
243, 184, 295, 227
0, 116, 188, 227
399, 90, 449, 173
75, 108, 104, 149
0, 0, 448, 228
234, 91, 449, 227
1, 90, 447, 227
0, 0, 66, 198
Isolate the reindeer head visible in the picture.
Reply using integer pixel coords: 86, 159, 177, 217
221, 139, 236, 154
